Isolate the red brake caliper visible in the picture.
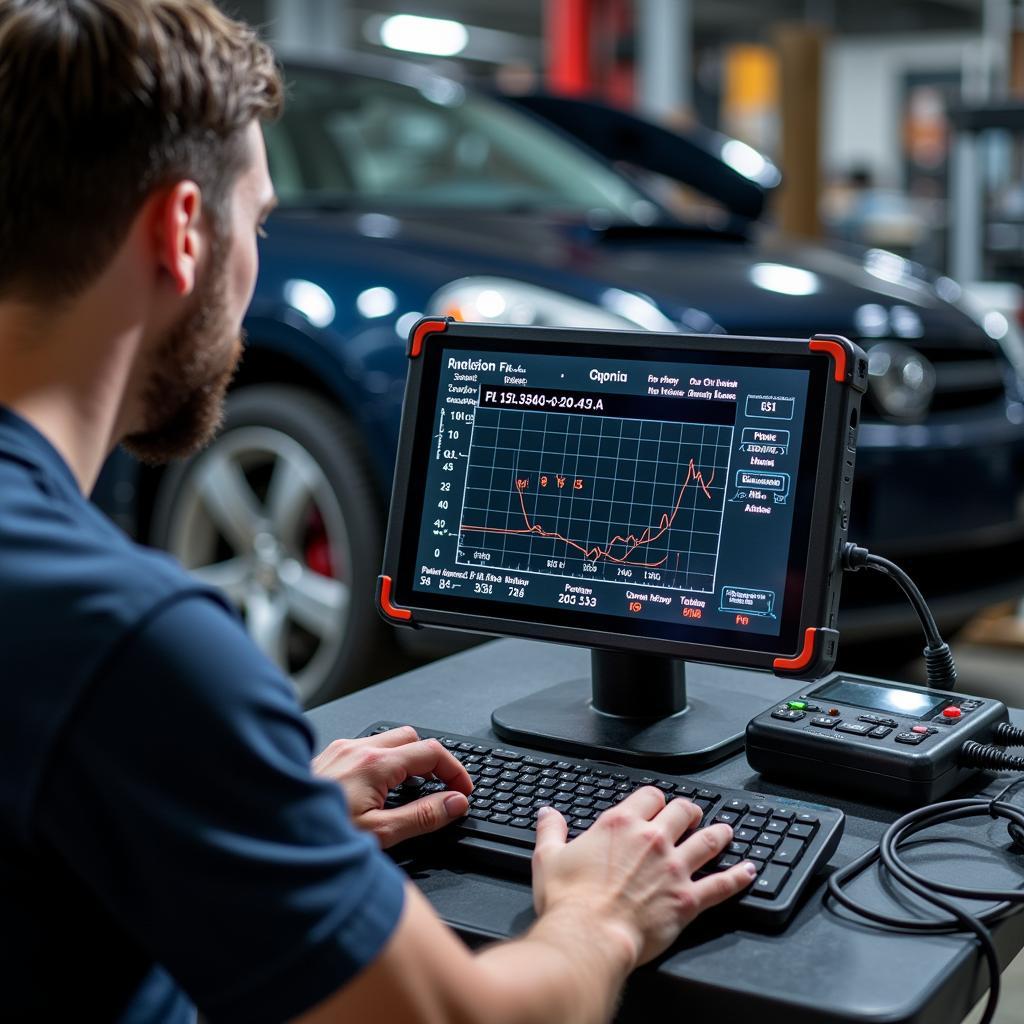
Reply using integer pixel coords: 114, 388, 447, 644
304, 506, 336, 578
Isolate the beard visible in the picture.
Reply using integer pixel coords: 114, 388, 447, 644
122, 240, 243, 465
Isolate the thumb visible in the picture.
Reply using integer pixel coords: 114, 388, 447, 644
533, 805, 568, 855
369, 791, 469, 849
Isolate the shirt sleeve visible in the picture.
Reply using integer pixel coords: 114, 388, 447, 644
32, 592, 406, 1024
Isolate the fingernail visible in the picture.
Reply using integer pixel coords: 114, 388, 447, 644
444, 794, 466, 818
537, 805, 553, 820
743, 861, 758, 878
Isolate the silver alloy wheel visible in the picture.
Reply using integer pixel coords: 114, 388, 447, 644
165, 425, 352, 705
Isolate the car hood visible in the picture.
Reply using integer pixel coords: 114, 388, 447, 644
268, 207, 985, 343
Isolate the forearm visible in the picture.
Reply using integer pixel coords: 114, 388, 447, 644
473, 903, 637, 1024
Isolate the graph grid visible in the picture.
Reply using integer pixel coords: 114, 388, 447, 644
456, 407, 733, 593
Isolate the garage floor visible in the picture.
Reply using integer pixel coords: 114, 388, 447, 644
901, 642, 1024, 1024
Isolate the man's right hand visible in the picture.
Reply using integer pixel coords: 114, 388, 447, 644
531, 786, 757, 966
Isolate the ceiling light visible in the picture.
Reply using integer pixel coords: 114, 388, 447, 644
380, 14, 468, 57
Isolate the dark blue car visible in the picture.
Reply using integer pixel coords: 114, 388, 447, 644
96, 56, 1024, 706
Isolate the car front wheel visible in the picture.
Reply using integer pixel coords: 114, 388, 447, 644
150, 385, 384, 706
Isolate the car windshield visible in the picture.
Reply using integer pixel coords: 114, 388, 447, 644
265, 67, 655, 221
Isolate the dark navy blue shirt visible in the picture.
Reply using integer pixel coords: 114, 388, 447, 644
0, 407, 405, 1022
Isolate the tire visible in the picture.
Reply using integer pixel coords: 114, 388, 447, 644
150, 385, 385, 706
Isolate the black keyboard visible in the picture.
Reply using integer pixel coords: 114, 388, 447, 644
359, 722, 845, 929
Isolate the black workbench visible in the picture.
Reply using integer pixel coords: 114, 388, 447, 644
307, 639, 1024, 1024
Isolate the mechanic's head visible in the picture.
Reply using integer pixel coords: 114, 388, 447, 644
0, 0, 282, 462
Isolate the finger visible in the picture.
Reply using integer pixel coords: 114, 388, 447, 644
690, 861, 759, 911
350, 726, 420, 749
677, 822, 734, 875
363, 791, 469, 849
655, 797, 703, 843
382, 739, 473, 794
608, 785, 666, 821
533, 805, 568, 855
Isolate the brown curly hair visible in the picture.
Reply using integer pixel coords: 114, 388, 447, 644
0, 0, 283, 302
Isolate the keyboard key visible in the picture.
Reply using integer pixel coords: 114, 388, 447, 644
728, 841, 750, 857
594, 800, 613, 811
489, 814, 511, 825
595, 788, 616, 800
723, 799, 748, 814
675, 785, 696, 798
771, 808, 795, 822
796, 812, 819, 826
715, 854, 741, 870
570, 818, 592, 831
714, 810, 742, 826
523, 755, 553, 767
740, 814, 767, 831
751, 803, 774, 816
751, 863, 790, 898
576, 785, 595, 797
763, 819, 788, 834
697, 788, 719, 801
788, 822, 815, 840
493, 802, 513, 814
734, 827, 758, 844
493, 750, 523, 762
509, 817, 532, 829
755, 831, 781, 848
468, 808, 491, 820
772, 838, 806, 866
748, 845, 773, 861
458, 742, 475, 752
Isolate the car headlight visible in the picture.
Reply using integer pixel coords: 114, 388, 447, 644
428, 277, 679, 332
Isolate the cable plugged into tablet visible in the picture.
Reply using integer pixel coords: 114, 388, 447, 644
842, 543, 958, 689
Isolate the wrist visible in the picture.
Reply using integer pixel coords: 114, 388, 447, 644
535, 897, 640, 977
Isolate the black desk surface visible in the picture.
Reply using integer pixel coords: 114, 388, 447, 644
307, 638, 1024, 1024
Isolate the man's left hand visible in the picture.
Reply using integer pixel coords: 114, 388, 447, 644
312, 727, 472, 848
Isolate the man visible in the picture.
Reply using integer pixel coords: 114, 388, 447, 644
0, 2, 756, 1021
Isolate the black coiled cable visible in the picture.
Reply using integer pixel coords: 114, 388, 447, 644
826, 778, 1024, 1024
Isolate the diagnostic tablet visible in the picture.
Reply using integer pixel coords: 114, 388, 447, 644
378, 319, 867, 678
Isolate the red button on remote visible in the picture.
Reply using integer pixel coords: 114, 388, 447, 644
911, 725, 929, 734
942, 707, 962, 719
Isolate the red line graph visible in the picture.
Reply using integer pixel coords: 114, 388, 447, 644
460, 459, 717, 569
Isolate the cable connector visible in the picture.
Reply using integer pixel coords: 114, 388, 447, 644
992, 722, 1024, 748
841, 543, 871, 570
842, 542, 957, 689
958, 741, 1024, 772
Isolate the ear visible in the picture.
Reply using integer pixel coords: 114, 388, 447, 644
152, 181, 204, 296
